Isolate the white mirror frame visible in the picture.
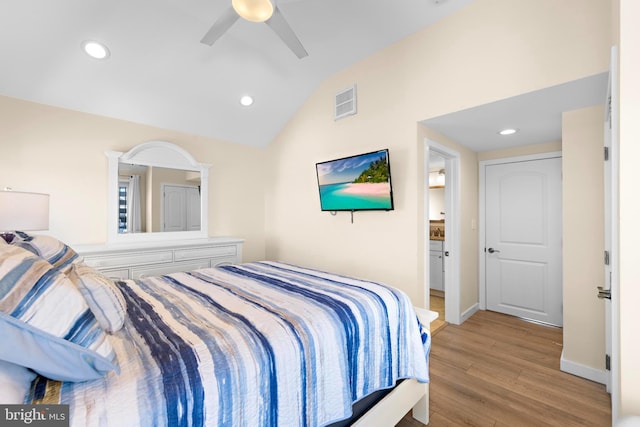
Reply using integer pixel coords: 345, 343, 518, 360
106, 140, 210, 243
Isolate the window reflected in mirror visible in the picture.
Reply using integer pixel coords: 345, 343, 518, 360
118, 180, 129, 233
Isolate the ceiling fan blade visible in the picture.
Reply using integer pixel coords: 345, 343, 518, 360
265, 7, 308, 59
200, 6, 240, 46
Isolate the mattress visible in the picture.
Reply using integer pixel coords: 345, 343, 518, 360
29, 261, 430, 427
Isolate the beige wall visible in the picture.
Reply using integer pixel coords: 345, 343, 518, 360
265, 0, 609, 311
428, 188, 444, 220
0, 96, 267, 262
618, 0, 640, 416
562, 106, 606, 371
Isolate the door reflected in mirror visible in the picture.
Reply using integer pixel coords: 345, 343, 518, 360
118, 164, 201, 234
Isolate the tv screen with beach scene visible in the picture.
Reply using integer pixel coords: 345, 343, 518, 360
315, 149, 395, 211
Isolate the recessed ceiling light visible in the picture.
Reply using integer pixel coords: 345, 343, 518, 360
498, 128, 518, 135
82, 41, 110, 60
240, 95, 254, 107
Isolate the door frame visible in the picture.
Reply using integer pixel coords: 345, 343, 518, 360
424, 139, 461, 325
478, 151, 562, 311
604, 45, 619, 422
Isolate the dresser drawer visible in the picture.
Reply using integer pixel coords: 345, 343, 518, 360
75, 238, 244, 281
100, 268, 131, 280
131, 259, 212, 279
84, 250, 174, 269
174, 245, 237, 262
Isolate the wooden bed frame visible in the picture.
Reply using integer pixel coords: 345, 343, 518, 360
353, 307, 434, 426
353, 379, 428, 426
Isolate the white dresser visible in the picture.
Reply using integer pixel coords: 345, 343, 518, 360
73, 237, 243, 279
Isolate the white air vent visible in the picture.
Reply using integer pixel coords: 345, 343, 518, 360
335, 85, 357, 120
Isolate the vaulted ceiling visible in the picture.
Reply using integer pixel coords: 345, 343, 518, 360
0, 0, 608, 151
0, 0, 475, 147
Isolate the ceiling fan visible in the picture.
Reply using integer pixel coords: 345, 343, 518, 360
200, 0, 308, 59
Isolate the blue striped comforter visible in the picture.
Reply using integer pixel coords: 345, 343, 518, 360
30, 261, 430, 426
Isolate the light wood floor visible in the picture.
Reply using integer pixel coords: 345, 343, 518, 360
429, 293, 446, 334
397, 310, 611, 427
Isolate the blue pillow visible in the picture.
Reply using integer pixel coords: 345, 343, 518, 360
0, 244, 118, 381
0, 313, 117, 382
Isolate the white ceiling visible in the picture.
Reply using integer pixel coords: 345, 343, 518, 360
0, 0, 476, 148
422, 72, 609, 152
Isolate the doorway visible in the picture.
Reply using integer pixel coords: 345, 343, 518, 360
428, 152, 446, 329
425, 139, 461, 326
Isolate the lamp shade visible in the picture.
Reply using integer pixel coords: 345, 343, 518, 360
232, 0, 275, 22
0, 190, 50, 231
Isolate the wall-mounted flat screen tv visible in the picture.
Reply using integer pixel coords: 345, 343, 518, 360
315, 149, 394, 211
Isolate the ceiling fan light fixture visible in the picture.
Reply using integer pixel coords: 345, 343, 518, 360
232, 0, 275, 23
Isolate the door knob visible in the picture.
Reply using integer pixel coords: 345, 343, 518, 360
487, 248, 500, 254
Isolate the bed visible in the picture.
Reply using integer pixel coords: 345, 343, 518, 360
0, 233, 430, 426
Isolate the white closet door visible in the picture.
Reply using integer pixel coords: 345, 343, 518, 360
163, 185, 187, 232
186, 187, 201, 231
485, 157, 563, 326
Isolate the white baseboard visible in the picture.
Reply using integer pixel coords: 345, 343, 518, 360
460, 303, 479, 323
560, 350, 607, 385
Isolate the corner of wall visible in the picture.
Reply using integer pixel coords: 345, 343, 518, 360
560, 349, 607, 385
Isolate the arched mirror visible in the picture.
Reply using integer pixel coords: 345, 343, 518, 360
106, 141, 210, 243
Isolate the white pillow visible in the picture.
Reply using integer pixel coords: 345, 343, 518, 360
68, 262, 127, 333
9, 231, 81, 273
0, 360, 37, 404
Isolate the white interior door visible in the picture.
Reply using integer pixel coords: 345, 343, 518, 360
602, 46, 619, 405
163, 185, 187, 232
485, 157, 563, 326
186, 186, 201, 231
